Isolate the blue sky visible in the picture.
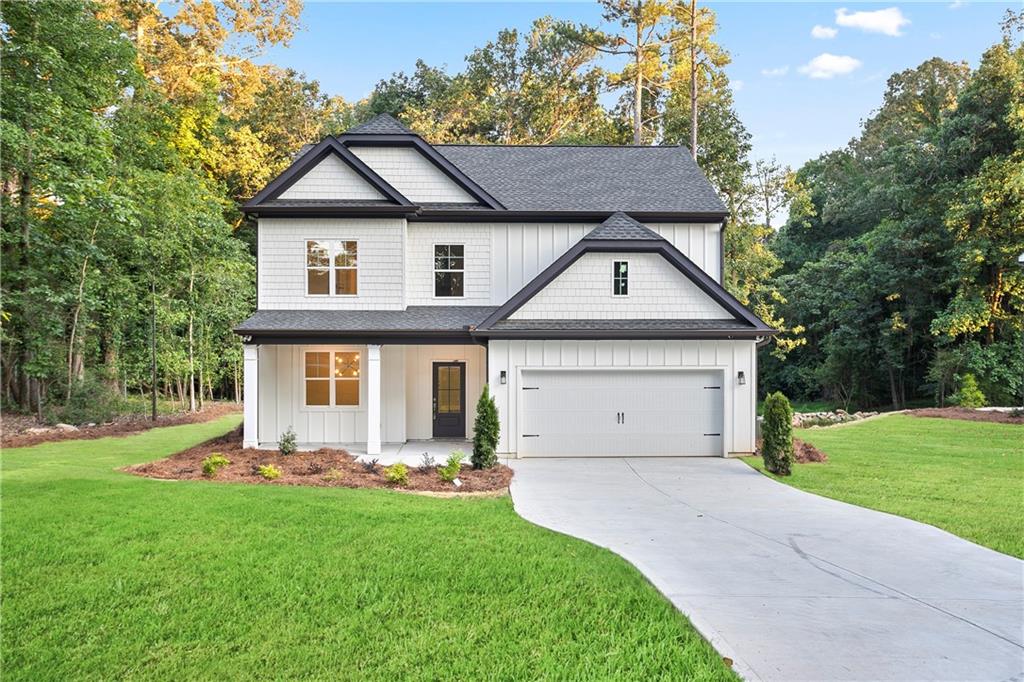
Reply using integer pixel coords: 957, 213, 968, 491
259, 1, 1015, 170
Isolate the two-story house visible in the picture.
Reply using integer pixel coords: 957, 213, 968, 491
236, 114, 775, 457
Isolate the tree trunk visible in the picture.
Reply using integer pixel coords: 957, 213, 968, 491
187, 268, 196, 413
67, 221, 99, 401
689, 0, 698, 160
234, 358, 241, 403
150, 279, 158, 421
633, 5, 643, 145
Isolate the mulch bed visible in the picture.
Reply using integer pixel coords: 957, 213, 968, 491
907, 407, 1024, 425
123, 427, 514, 494
1, 403, 242, 449
793, 438, 828, 463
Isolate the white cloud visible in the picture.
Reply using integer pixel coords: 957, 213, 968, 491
948, 0, 966, 8
799, 53, 863, 79
761, 65, 789, 77
811, 25, 838, 39
835, 7, 910, 36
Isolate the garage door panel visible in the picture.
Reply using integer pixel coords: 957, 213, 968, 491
518, 369, 723, 457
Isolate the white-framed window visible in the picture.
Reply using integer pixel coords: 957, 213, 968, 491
306, 240, 358, 296
612, 260, 629, 296
304, 350, 360, 407
434, 244, 464, 297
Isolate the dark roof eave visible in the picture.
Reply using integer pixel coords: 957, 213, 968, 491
244, 204, 421, 218
412, 209, 729, 222
235, 328, 480, 345
472, 328, 777, 340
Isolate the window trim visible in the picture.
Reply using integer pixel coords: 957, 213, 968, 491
304, 239, 359, 298
612, 259, 630, 297
432, 242, 466, 299
300, 346, 363, 411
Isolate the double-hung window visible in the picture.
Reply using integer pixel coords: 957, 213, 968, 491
434, 244, 464, 297
304, 350, 360, 407
612, 260, 629, 296
306, 240, 358, 296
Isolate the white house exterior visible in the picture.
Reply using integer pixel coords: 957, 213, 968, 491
237, 114, 775, 457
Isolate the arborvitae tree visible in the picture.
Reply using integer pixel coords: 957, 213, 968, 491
761, 392, 794, 476
471, 384, 500, 469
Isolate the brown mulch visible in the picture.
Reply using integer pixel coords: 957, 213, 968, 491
907, 407, 1024, 425
793, 438, 828, 463
123, 427, 514, 494
1, 403, 242, 449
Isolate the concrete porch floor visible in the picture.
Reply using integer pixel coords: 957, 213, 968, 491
343, 440, 474, 466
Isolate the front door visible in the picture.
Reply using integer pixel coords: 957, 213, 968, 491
432, 361, 466, 438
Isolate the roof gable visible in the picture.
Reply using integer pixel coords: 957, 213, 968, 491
244, 137, 410, 209
278, 154, 385, 201
348, 145, 478, 204
345, 113, 415, 135
477, 214, 772, 332
583, 212, 664, 241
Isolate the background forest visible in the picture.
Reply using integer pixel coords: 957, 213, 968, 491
1, 0, 1022, 424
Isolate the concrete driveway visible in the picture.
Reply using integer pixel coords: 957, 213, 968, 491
510, 457, 1024, 682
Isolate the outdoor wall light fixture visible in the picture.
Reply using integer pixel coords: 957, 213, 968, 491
737, 371, 746, 385
500, 370, 507, 384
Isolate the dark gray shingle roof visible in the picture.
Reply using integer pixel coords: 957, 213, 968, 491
345, 113, 415, 136
489, 319, 752, 331
434, 144, 726, 214
585, 212, 665, 241
236, 306, 497, 333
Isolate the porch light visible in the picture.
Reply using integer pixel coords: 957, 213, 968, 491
499, 370, 507, 385
737, 371, 746, 386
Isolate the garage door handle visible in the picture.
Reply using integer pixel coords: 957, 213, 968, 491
522, 434, 539, 438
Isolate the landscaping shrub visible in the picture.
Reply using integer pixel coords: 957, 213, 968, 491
322, 468, 344, 482
279, 427, 297, 456
471, 384, 500, 469
762, 392, 794, 476
258, 464, 281, 480
438, 450, 464, 483
383, 463, 409, 486
951, 374, 987, 408
46, 372, 122, 425
417, 452, 436, 472
201, 454, 231, 477
360, 457, 379, 473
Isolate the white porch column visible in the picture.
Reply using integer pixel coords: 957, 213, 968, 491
242, 344, 259, 448
366, 344, 382, 455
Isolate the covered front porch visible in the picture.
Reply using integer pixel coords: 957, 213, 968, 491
242, 342, 486, 453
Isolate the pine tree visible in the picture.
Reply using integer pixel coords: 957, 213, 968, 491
761, 392, 794, 476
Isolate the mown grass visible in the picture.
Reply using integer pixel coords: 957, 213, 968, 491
747, 414, 1024, 558
2, 415, 735, 681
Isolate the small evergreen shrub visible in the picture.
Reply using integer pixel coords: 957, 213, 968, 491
258, 464, 281, 480
360, 457, 379, 473
952, 374, 987, 408
322, 468, 344, 482
279, 427, 298, 456
438, 450, 464, 483
384, 462, 409, 486
761, 392, 794, 476
202, 454, 231, 477
471, 384, 500, 469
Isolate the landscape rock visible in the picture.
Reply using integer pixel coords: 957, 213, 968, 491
791, 410, 878, 428
25, 427, 53, 435
54, 423, 80, 432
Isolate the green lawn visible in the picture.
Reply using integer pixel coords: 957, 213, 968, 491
748, 414, 1024, 558
2, 416, 734, 681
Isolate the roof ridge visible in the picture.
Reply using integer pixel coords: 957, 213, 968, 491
583, 212, 665, 241
344, 113, 416, 135
436, 143, 685, 149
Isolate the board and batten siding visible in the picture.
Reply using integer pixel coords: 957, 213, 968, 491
487, 222, 722, 303
405, 224, 491, 305
349, 146, 476, 203
510, 252, 728, 320
488, 339, 757, 456
255, 344, 484, 446
258, 218, 405, 310
278, 155, 385, 201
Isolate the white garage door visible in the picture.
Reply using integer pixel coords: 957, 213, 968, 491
518, 369, 724, 457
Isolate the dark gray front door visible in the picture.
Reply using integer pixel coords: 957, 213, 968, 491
432, 362, 466, 438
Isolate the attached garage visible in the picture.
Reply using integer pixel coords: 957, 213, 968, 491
517, 368, 724, 457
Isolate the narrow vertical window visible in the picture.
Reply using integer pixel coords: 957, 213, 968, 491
434, 244, 465, 297
334, 241, 358, 295
334, 351, 360, 406
306, 241, 330, 295
304, 351, 330, 405
613, 260, 629, 296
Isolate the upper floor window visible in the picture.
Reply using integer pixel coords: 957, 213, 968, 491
306, 240, 358, 296
304, 350, 360, 407
612, 260, 629, 296
434, 244, 464, 297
